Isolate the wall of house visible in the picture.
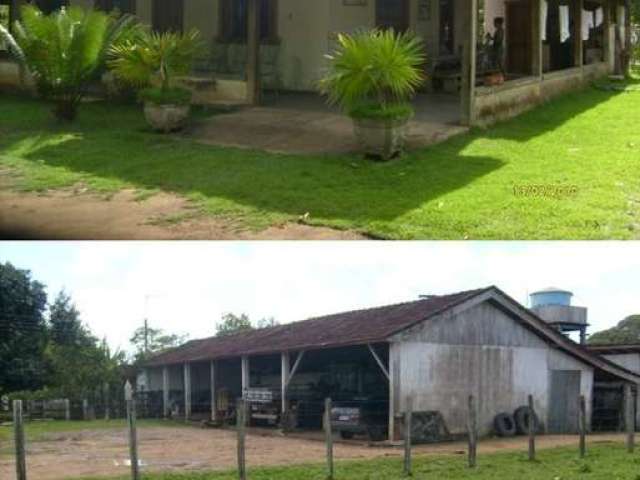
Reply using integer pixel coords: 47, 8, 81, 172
390, 301, 595, 436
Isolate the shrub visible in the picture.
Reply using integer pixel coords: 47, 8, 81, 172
138, 86, 192, 105
108, 28, 202, 103
319, 29, 425, 120
0, 5, 136, 121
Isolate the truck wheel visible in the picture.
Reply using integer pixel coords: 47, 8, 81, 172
494, 413, 516, 437
513, 406, 539, 435
367, 425, 385, 442
340, 431, 355, 440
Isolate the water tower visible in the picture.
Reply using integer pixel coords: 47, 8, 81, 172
530, 288, 588, 344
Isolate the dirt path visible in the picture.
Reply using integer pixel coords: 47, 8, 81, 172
0, 188, 364, 240
0, 425, 628, 480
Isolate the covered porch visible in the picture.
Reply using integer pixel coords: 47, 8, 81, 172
189, 91, 467, 154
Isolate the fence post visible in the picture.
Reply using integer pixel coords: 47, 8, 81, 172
64, 399, 70, 421
124, 381, 139, 480
404, 396, 413, 477
467, 395, 477, 468
13, 399, 27, 480
324, 398, 334, 480
82, 399, 89, 421
237, 399, 247, 480
528, 395, 536, 461
625, 384, 635, 453
579, 395, 586, 458
104, 383, 110, 421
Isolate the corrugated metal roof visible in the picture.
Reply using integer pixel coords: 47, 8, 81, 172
145, 287, 490, 366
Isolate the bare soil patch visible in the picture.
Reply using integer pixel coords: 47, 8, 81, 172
0, 188, 364, 240
0, 424, 627, 480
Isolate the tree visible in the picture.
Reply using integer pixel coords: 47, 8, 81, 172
217, 313, 253, 337
588, 315, 640, 345
49, 291, 89, 346
216, 313, 280, 337
130, 325, 187, 362
0, 5, 135, 121
0, 262, 48, 395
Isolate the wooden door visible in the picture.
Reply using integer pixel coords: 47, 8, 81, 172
152, 0, 184, 33
376, 0, 410, 32
506, 0, 532, 74
548, 370, 581, 433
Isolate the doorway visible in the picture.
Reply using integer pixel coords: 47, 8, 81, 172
548, 370, 581, 433
376, 0, 410, 32
152, 0, 184, 33
505, 0, 532, 75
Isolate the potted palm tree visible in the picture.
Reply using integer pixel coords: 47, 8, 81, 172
108, 28, 202, 132
320, 29, 425, 160
0, 5, 134, 121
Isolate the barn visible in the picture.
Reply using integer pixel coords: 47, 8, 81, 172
139, 286, 639, 441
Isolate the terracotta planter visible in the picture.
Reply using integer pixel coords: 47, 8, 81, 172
352, 116, 411, 160
143, 102, 190, 133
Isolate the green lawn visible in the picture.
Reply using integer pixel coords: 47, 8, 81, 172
71, 443, 640, 480
1, 76, 639, 239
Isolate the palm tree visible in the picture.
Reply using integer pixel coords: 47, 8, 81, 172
0, 5, 136, 121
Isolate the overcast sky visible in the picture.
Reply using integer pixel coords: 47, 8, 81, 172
1, 241, 638, 353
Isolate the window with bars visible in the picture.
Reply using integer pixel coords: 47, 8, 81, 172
219, 0, 278, 44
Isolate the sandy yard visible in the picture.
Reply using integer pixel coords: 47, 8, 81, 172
0, 424, 629, 480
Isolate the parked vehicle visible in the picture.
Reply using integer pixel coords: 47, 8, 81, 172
245, 388, 281, 427
330, 398, 388, 441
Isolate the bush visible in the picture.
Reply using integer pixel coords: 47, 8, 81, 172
139, 86, 192, 105
319, 29, 425, 121
0, 5, 136, 121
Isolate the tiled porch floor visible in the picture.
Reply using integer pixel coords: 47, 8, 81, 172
189, 92, 468, 155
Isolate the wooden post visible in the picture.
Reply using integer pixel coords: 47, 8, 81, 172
404, 396, 413, 476
64, 399, 71, 421
82, 399, 89, 421
460, 0, 478, 126
281, 352, 290, 418
184, 362, 191, 421
210, 360, 217, 422
162, 366, 169, 418
241, 356, 250, 401
528, 395, 536, 461
531, 0, 543, 79
579, 395, 586, 458
237, 399, 247, 480
603, 0, 612, 70
467, 395, 477, 468
13, 400, 26, 480
246, 0, 261, 105
324, 398, 334, 480
104, 383, 110, 421
625, 384, 635, 453
126, 398, 139, 480
574, 0, 584, 68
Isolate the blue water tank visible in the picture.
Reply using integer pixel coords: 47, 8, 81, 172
530, 288, 573, 308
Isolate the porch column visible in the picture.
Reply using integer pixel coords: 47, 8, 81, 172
531, 0, 543, 79
184, 363, 191, 421
241, 356, 250, 397
388, 344, 396, 442
573, 0, 584, 68
210, 360, 217, 422
460, 0, 478, 126
162, 366, 170, 418
281, 352, 290, 414
246, 0, 261, 105
603, 0, 613, 70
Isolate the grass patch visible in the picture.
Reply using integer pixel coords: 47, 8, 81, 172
69, 443, 640, 480
1, 76, 640, 239
0, 419, 186, 443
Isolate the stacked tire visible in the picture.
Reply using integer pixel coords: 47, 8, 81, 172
494, 406, 539, 437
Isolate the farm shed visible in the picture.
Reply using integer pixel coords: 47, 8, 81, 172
139, 286, 640, 441
586, 344, 640, 432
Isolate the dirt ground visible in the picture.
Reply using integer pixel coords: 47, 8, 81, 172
0, 425, 628, 480
0, 188, 364, 240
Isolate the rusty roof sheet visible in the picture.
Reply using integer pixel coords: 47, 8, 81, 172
145, 287, 491, 366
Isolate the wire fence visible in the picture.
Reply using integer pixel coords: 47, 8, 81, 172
0, 388, 635, 480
